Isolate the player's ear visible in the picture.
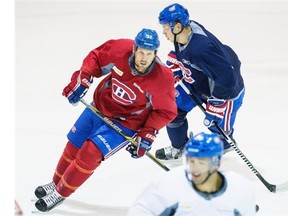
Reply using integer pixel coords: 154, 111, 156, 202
173, 22, 182, 33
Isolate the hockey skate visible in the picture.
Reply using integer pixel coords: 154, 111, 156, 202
155, 146, 183, 160
34, 181, 56, 199
35, 190, 65, 212
155, 132, 193, 160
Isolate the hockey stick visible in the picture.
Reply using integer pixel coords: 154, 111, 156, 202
177, 80, 288, 193
79, 99, 170, 172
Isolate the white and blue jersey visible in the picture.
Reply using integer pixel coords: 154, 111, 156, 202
128, 167, 256, 216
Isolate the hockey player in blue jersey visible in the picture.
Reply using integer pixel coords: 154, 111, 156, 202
128, 132, 257, 215
155, 3, 245, 160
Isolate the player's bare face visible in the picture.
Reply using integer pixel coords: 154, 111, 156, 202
134, 47, 156, 73
162, 24, 174, 42
187, 157, 211, 185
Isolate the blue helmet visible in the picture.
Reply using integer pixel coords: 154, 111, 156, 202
135, 28, 160, 51
185, 132, 224, 158
158, 3, 190, 28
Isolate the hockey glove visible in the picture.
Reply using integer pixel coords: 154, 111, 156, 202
167, 51, 182, 83
62, 70, 93, 104
204, 98, 227, 127
126, 128, 157, 159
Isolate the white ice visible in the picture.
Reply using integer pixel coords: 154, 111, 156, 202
12, 0, 288, 215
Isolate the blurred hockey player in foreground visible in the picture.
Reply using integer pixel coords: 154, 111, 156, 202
155, 3, 245, 160
128, 132, 257, 215
33, 28, 177, 212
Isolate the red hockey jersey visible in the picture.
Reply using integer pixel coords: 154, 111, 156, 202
80, 39, 177, 131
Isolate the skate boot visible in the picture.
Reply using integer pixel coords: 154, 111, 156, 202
35, 190, 65, 212
34, 181, 56, 199
155, 146, 183, 160
156, 131, 193, 160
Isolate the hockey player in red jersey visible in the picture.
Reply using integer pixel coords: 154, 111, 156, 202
33, 28, 177, 212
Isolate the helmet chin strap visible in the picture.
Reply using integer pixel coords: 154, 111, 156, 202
130, 53, 156, 75
185, 168, 216, 186
197, 158, 220, 185
171, 23, 185, 46
198, 168, 217, 185
185, 161, 219, 186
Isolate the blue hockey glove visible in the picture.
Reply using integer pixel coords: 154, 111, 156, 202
62, 70, 93, 104
126, 128, 157, 159
204, 98, 227, 127
126, 138, 151, 159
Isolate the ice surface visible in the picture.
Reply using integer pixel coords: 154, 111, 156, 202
14, 1, 288, 215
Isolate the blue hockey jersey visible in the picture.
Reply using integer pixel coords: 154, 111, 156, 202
173, 20, 244, 100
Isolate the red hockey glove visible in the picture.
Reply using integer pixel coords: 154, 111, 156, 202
204, 98, 227, 127
126, 128, 158, 159
62, 70, 93, 104
167, 51, 182, 83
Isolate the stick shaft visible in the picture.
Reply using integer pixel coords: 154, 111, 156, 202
80, 99, 170, 171
177, 80, 283, 192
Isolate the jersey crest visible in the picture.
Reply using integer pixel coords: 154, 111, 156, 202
177, 61, 195, 84
112, 78, 136, 105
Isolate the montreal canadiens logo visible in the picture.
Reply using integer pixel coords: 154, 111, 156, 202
177, 61, 195, 84
112, 78, 136, 105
